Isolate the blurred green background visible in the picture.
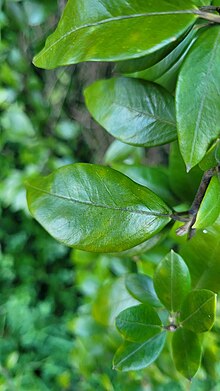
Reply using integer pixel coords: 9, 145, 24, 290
1, 1, 220, 390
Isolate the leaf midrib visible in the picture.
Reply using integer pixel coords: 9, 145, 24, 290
181, 295, 214, 325
35, 9, 197, 61
27, 183, 170, 217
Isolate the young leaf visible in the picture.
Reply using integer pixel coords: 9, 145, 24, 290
84, 78, 177, 147
33, 0, 198, 69
116, 304, 162, 342
180, 289, 216, 333
113, 332, 166, 371
193, 176, 220, 229
26, 164, 171, 252
125, 274, 161, 307
172, 328, 202, 380
153, 250, 191, 312
177, 26, 220, 170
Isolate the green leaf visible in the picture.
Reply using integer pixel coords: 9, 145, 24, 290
180, 217, 220, 292
104, 140, 143, 165
199, 139, 220, 171
153, 250, 191, 312
180, 289, 216, 332
33, 0, 197, 69
93, 277, 139, 326
172, 328, 202, 380
116, 304, 162, 342
193, 176, 220, 229
26, 164, 171, 252
177, 26, 220, 170
169, 142, 203, 203
113, 332, 166, 371
84, 78, 177, 147
125, 274, 161, 307
124, 26, 197, 83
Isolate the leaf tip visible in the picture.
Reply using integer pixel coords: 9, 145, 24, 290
186, 164, 192, 173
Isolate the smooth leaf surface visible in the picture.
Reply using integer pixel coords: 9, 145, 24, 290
180, 289, 216, 332
125, 274, 161, 307
33, 0, 197, 69
26, 164, 171, 252
113, 331, 166, 371
85, 78, 177, 147
194, 176, 220, 229
180, 217, 220, 292
177, 26, 220, 170
172, 328, 202, 380
112, 163, 176, 206
104, 140, 143, 164
169, 142, 203, 203
154, 250, 191, 312
93, 277, 139, 326
116, 304, 162, 342
125, 27, 197, 83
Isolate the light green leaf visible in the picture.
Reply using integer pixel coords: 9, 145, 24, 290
93, 277, 139, 326
113, 332, 166, 371
180, 289, 216, 332
33, 0, 197, 69
84, 78, 177, 147
153, 250, 191, 312
199, 139, 220, 171
26, 164, 171, 252
172, 328, 202, 380
177, 26, 220, 170
116, 304, 162, 342
193, 176, 220, 229
104, 140, 143, 164
180, 217, 220, 292
125, 274, 161, 307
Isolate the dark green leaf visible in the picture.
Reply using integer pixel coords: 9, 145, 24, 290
193, 176, 220, 229
153, 250, 191, 312
180, 289, 216, 332
113, 332, 166, 371
26, 164, 171, 252
126, 274, 161, 307
124, 26, 197, 84
172, 328, 202, 380
33, 0, 197, 69
116, 304, 162, 342
177, 26, 220, 170
169, 142, 203, 203
85, 78, 177, 147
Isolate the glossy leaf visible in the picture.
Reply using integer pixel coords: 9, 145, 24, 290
125, 27, 197, 83
177, 26, 220, 170
116, 304, 162, 342
33, 0, 197, 69
116, 231, 166, 258
93, 277, 139, 326
180, 289, 216, 332
112, 163, 176, 206
125, 274, 161, 307
85, 78, 177, 147
169, 142, 203, 203
113, 331, 166, 371
180, 217, 220, 292
153, 250, 191, 312
104, 140, 143, 164
172, 328, 202, 380
193, 176, 220, 229
199, 139, 220, 171
26, 164, 171, 252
